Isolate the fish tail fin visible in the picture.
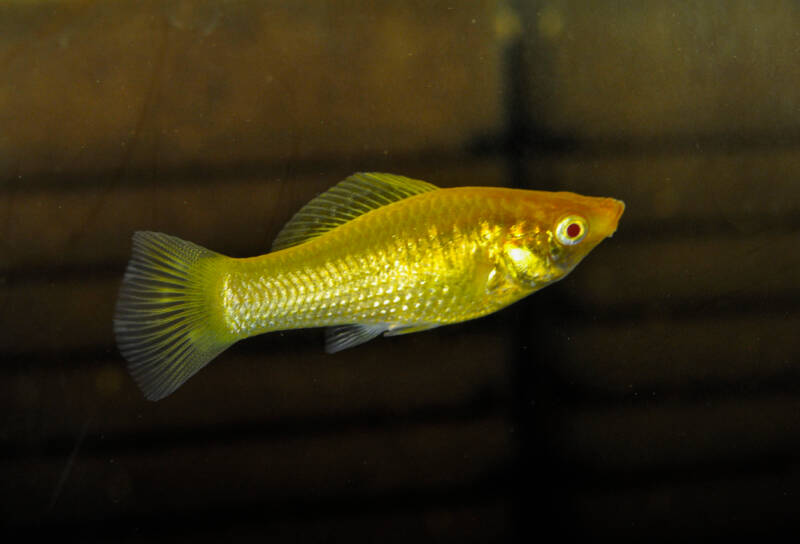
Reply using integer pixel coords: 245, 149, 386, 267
113, 231, 235, 400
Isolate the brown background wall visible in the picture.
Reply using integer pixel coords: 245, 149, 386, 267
2, 1, 799, 542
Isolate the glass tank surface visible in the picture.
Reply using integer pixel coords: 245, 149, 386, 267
2, 1, 799, 542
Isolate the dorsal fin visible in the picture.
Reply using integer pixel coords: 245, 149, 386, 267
272, 172, 439, 251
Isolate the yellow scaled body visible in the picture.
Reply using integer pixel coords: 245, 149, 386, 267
114, 173, 624, 400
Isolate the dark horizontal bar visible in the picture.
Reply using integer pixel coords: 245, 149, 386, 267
556, 292, 800, 323
557, 449, 800, 494
0, 146, 490, 194
1, 398, 509, 461
4, 126, 800, 193
510, 127, 800, 158
1, 477, 511, 535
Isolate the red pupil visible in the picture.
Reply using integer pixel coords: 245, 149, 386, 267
566, 223, 581, 238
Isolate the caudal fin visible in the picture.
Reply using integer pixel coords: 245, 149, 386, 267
113, 231, 234, 400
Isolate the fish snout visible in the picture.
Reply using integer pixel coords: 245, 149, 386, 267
596, 198, 625, 238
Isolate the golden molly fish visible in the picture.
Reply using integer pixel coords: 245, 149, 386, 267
114, 173, 624, 400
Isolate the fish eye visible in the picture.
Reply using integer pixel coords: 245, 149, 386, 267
555, 215, 588, 246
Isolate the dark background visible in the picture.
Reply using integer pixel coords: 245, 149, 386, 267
2, 1, 799, 541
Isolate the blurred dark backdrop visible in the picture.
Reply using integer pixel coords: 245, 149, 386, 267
2, 1, 799, 542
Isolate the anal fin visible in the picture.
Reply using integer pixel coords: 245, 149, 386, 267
324, 322, 441, 353
325, 324, 387, 353
384, 323, 440, 336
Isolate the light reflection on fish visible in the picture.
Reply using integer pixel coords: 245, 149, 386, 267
114, 173, 624, 400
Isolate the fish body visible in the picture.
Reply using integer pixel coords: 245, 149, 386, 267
114, 173, 624, 399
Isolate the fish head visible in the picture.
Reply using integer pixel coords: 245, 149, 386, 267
498, 191, 625, 289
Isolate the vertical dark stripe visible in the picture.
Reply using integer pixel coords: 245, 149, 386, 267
503, 2, 574, 541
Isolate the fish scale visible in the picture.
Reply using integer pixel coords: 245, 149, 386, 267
225, 195, 474, 334
114, 172, 624, 399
